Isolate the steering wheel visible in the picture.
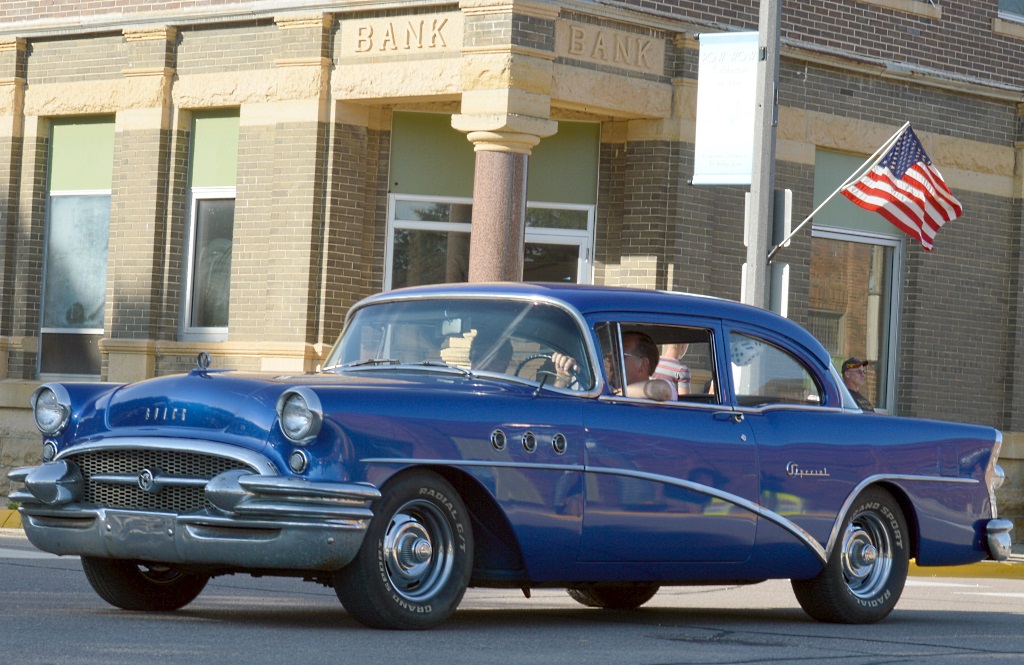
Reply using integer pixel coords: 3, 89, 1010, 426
514, 353, 578, 389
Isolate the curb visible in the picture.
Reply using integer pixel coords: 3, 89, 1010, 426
910, 558, 1024, 580
0, 508, 21, 529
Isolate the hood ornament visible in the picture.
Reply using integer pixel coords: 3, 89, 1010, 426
196, 351, 211, 371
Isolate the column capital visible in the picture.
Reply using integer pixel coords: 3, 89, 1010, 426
462, 129, 542, 153
452, 114, 557, 153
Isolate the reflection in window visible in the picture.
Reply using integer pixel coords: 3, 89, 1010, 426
729, 333, 821, 407
809, 232, 897, 411
188, 197, 234, 329
327, 298, 594, 390
41, 194, 110, 376
1000, 0, 1024, 19
392, 229, 470, 287
387, 195, 593, 290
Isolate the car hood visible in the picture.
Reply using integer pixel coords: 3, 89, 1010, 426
92, 368, 534, 438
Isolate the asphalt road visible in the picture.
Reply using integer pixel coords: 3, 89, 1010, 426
3, 529, 1023, 665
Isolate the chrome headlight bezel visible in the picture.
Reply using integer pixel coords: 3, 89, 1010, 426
30, 384, 72, 437
276, 388, 323, 446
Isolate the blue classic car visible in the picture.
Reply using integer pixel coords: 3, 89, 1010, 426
8, 283, 1013, 628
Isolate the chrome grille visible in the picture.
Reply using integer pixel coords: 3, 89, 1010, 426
68, 449, 258, 514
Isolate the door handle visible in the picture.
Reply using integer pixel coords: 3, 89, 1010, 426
713, 411, 744, 423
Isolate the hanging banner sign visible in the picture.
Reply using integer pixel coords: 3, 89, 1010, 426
692, 31, 759, 186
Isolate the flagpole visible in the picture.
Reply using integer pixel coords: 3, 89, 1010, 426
767, 121, 910, 262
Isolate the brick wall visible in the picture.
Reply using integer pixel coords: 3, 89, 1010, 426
26, 34, 126, 85
176, 21, 280, 76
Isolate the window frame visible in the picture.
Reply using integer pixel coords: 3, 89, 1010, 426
999, 0, 1024, 22
385, 193, 595, 290
811, 225, 904, 414
39, 188, 111, 380
181, 185, 236, 342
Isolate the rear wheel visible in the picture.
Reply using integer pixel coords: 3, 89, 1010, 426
792, 487, 909, 623
334, 471, 473, 629
81, 557, 208, 611
567, 583, 660, 609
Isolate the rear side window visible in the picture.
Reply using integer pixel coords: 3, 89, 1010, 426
729, 332, 823, 407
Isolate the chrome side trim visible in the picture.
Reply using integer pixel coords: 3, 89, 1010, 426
823, 473, 978, 559
362, 457, 829, 563
363, 458, 980, 566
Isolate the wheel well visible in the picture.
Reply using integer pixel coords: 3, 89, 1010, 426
871, 481, 920, 561
391, 465, 528, 584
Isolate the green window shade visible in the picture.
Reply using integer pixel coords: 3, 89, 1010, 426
527, 121, 598, 205
390, 112, 475, 198
389, 111, 599, 205
48, 117, 115, 191
189, 110, 239, 187
813, 149, 900, 236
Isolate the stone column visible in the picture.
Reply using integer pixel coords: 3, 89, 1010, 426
452, 0, 557, 282
103, 26, 177, 382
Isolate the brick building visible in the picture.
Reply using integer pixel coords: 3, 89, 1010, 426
1, 0, 1023, 528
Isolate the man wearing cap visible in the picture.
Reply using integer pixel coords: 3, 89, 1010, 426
841, 357, 874, 412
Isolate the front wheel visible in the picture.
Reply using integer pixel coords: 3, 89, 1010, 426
334, 471, 473, 629
567, 583, 660, 609
792, 487, 909, 623
81, 557, 208, 611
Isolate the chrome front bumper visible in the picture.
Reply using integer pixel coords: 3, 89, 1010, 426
9, 461, 380, 571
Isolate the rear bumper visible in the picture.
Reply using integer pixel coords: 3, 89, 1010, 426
9, 461, 380, 571
987, 519, 1014, 562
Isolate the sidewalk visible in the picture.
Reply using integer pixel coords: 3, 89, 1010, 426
2, 507, 1022, 579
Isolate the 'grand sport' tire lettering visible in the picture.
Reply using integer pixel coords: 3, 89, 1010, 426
334, 472, 473, 629
792, 487, 910, 624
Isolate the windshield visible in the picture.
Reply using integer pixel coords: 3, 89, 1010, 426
324, 297, 595, 390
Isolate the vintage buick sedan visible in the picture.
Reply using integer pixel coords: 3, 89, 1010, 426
8, 283, 1013, 629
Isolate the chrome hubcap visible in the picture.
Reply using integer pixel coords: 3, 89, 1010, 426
841, 510, 893, 599
381, 500, 454, 602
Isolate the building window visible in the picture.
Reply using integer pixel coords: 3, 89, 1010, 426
812, 148, 906, 413
182, 110, 239, 340
386, 195, 594, 290
1000, 0, 1024, 20
806, 310, 844, 354
810, 229, 901, 413
40, 118, 114, 378
185, 190, 235, 331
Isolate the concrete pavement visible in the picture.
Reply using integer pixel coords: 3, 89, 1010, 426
2, 507, 1021, 579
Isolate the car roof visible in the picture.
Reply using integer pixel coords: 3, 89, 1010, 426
357, 282, 833, 369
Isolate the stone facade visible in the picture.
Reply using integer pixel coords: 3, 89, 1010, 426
0, 0, 1022, 532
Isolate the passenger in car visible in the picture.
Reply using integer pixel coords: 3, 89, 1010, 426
654, 343, 691, 396
554, 331, 676, 401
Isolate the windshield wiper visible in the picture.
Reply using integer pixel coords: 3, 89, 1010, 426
416, 361, 472, 376
324, 358, 401, 372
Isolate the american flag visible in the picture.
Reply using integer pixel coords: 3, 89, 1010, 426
841, 126, 962, 251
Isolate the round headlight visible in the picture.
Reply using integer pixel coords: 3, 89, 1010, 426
277, 389, 323, 445
31, 385, 71, 436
